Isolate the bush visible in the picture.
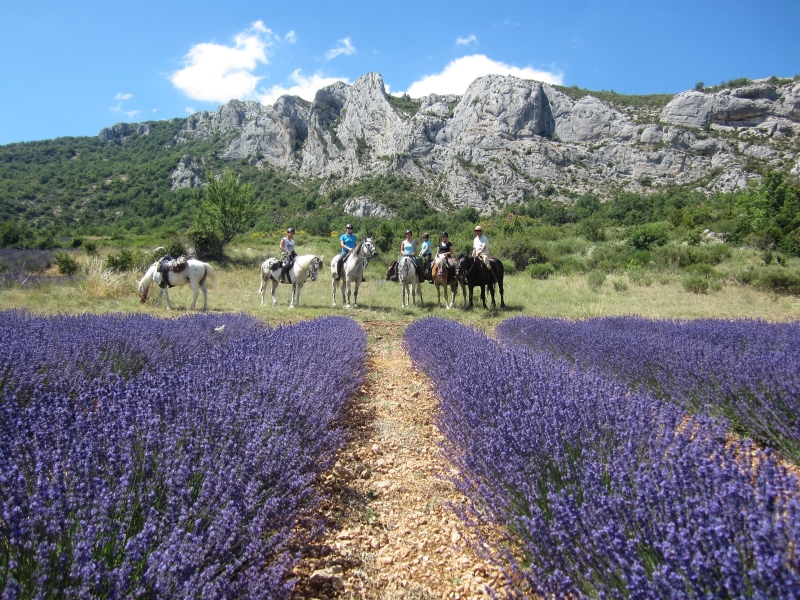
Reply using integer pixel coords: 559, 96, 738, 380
70, 238, 84, 249
628, 223, 669, 251
53, 251, 80, 275
84, 241, 98, 255
652, 243, 731, 270
527, 262, 555, 279
164, 240, 188, 258
587, 269, 606, 290
683, 275, 710, 294
588, 243, 635, 273
557, 255, 588, 274
613, 279, 629, 292
734, 267, 758, 285
493, 234, 548, 271
105, 248, 137, 272
755, 267, 800, 294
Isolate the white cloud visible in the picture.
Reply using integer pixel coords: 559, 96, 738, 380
186, 106, 196, 114
258, 69, 350, 104
325, 37, 356, 60
456, 34, 477, 46
115, 92, 133, 100
123, 109, 140, 118
404, 54, 563, 97
170, 21, 275, 103
152, 108, 159, 113
285, 30, 296, 43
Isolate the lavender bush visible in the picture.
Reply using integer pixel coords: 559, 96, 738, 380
405, 318, 800, 598
0, 310, 366, 599
497, 316, 800, 464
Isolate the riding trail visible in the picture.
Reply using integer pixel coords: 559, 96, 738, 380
291, 321, 510, 599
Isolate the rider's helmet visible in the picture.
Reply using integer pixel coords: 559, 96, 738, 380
287, 227, 295, 233
345, 223, 353, 229
422, 233, 429, 239
440, 231, 448, 237
474, 226, 482, 231
405, 230, 412, 235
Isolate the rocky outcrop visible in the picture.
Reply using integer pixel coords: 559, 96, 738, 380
99, 122, 150, 143
170, 155, 205, 190
343, 196, 395, 219
162, 74, 800, 213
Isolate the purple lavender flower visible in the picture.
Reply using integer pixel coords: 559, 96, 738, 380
1, 310, 366, 598
405, 317, 800, 598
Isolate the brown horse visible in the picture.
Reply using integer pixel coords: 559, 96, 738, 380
454, 253, 505, 309
432, 254, 459, 308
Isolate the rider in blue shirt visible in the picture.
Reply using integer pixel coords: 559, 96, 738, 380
419, 232, 433, 283
335, 223, 358, 280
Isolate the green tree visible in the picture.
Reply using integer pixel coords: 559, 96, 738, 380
194, 172, 258, 258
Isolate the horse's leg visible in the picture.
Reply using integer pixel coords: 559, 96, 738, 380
271, 279, 279, 306
499, 277, 505, 308
164, 288, 172, 309
294, 282, 304, 307
189, 279, 200, 310
200, 282, 208, 310
480, 284, 487, 309
401, 281, 406, 308
488, 282, 496, 309
352, 280, 359, 308
332, 278, 337, 307
259, 273, 267, 307
289, 282, 297, 308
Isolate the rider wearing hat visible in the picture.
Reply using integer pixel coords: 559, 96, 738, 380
472, 225, 496, 282
279, 227, 296, 283
335, 223, 358, 281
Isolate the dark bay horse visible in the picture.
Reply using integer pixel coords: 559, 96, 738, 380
455, 254, 505, 309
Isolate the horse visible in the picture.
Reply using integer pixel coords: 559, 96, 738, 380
431, 254, 459, 309
397, 256, 423, 308
455, 253, 505, 309
259, 254, 325, 308
138, 258, 217, 310
331, 238, 378, 308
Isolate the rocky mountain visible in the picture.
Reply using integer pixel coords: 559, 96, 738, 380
104, 72, 800, 215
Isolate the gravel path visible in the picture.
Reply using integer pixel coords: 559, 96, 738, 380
291, 321, 508, 599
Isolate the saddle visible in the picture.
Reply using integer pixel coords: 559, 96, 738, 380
157, 255, 187, 288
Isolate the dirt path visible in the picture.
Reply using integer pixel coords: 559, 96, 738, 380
291, 321, 507, 599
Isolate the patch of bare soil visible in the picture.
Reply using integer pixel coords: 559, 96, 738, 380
291, 321, 509, 599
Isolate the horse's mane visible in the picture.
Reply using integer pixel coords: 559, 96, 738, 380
352, 241, 363, 255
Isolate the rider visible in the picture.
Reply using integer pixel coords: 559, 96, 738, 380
279, 227, 296, 283
419, 232, 433, 282
335, 223, 357, 281
400, 230, 421, 281
472, 225, 496, 283
436, 231, 455, 272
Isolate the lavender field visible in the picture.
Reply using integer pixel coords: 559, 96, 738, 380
497, 316, 800, 464
405, 318, 800, 598
0, 311, 366, 598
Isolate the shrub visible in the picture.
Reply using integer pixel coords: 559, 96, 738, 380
556, 255, 588, 274
164, 239, 188, 257
527, 262, 555, 279
105, 248, 137, 272
493, 234, 547, 271
588, 243, 635, 273
84, 241, 97, 255
53, 251, 80, 275
578, 219, 606, 242
734, 267, 758, 285
652, 243, 731, 270
683, 274, 710, 294
70, 237, 84, 248
755, 267, 800, 294
628, 223, 669, 250
613, 279, 628, 292
587, 269, 606, 290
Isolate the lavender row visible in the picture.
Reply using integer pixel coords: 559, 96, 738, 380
404, 318, 800, 598
0, 311, 367, 599
496, 316, 800, 463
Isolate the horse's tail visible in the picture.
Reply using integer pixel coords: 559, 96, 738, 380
203, 262, 217, 286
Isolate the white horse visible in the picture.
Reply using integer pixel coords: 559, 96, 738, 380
397, 256, 423, 308
137, 259, 217, 310
331, 238, 378, 308
259, 254, 325, 308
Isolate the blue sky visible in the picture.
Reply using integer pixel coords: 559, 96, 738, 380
2, 0, 798, 145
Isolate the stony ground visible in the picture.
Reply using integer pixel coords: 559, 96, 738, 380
291, 321, 511, 599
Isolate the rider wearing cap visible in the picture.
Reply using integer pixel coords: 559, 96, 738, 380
400, 230, 421, 281
472, 225, 496, 282
279, 227, 296, 283
437, 231, 455, 269
335, 223, 358, 280
419, 232, 433, 283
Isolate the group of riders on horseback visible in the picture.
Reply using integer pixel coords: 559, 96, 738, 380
393, 225, 499, 286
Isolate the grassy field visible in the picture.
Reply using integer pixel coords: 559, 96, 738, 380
1, 241, 798, 333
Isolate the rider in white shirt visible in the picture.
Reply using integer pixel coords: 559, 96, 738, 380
472, 225, 496, 282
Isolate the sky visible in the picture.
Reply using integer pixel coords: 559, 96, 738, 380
2, 0, 799, 145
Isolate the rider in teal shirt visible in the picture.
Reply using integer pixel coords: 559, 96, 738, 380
336, 223, 358, 280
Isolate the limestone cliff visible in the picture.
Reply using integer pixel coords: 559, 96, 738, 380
114, 73, 800, 214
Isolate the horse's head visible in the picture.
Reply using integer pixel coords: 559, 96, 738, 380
309, 256, 324, 281
386, 261, 397, 281
363, 238, 378, 258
